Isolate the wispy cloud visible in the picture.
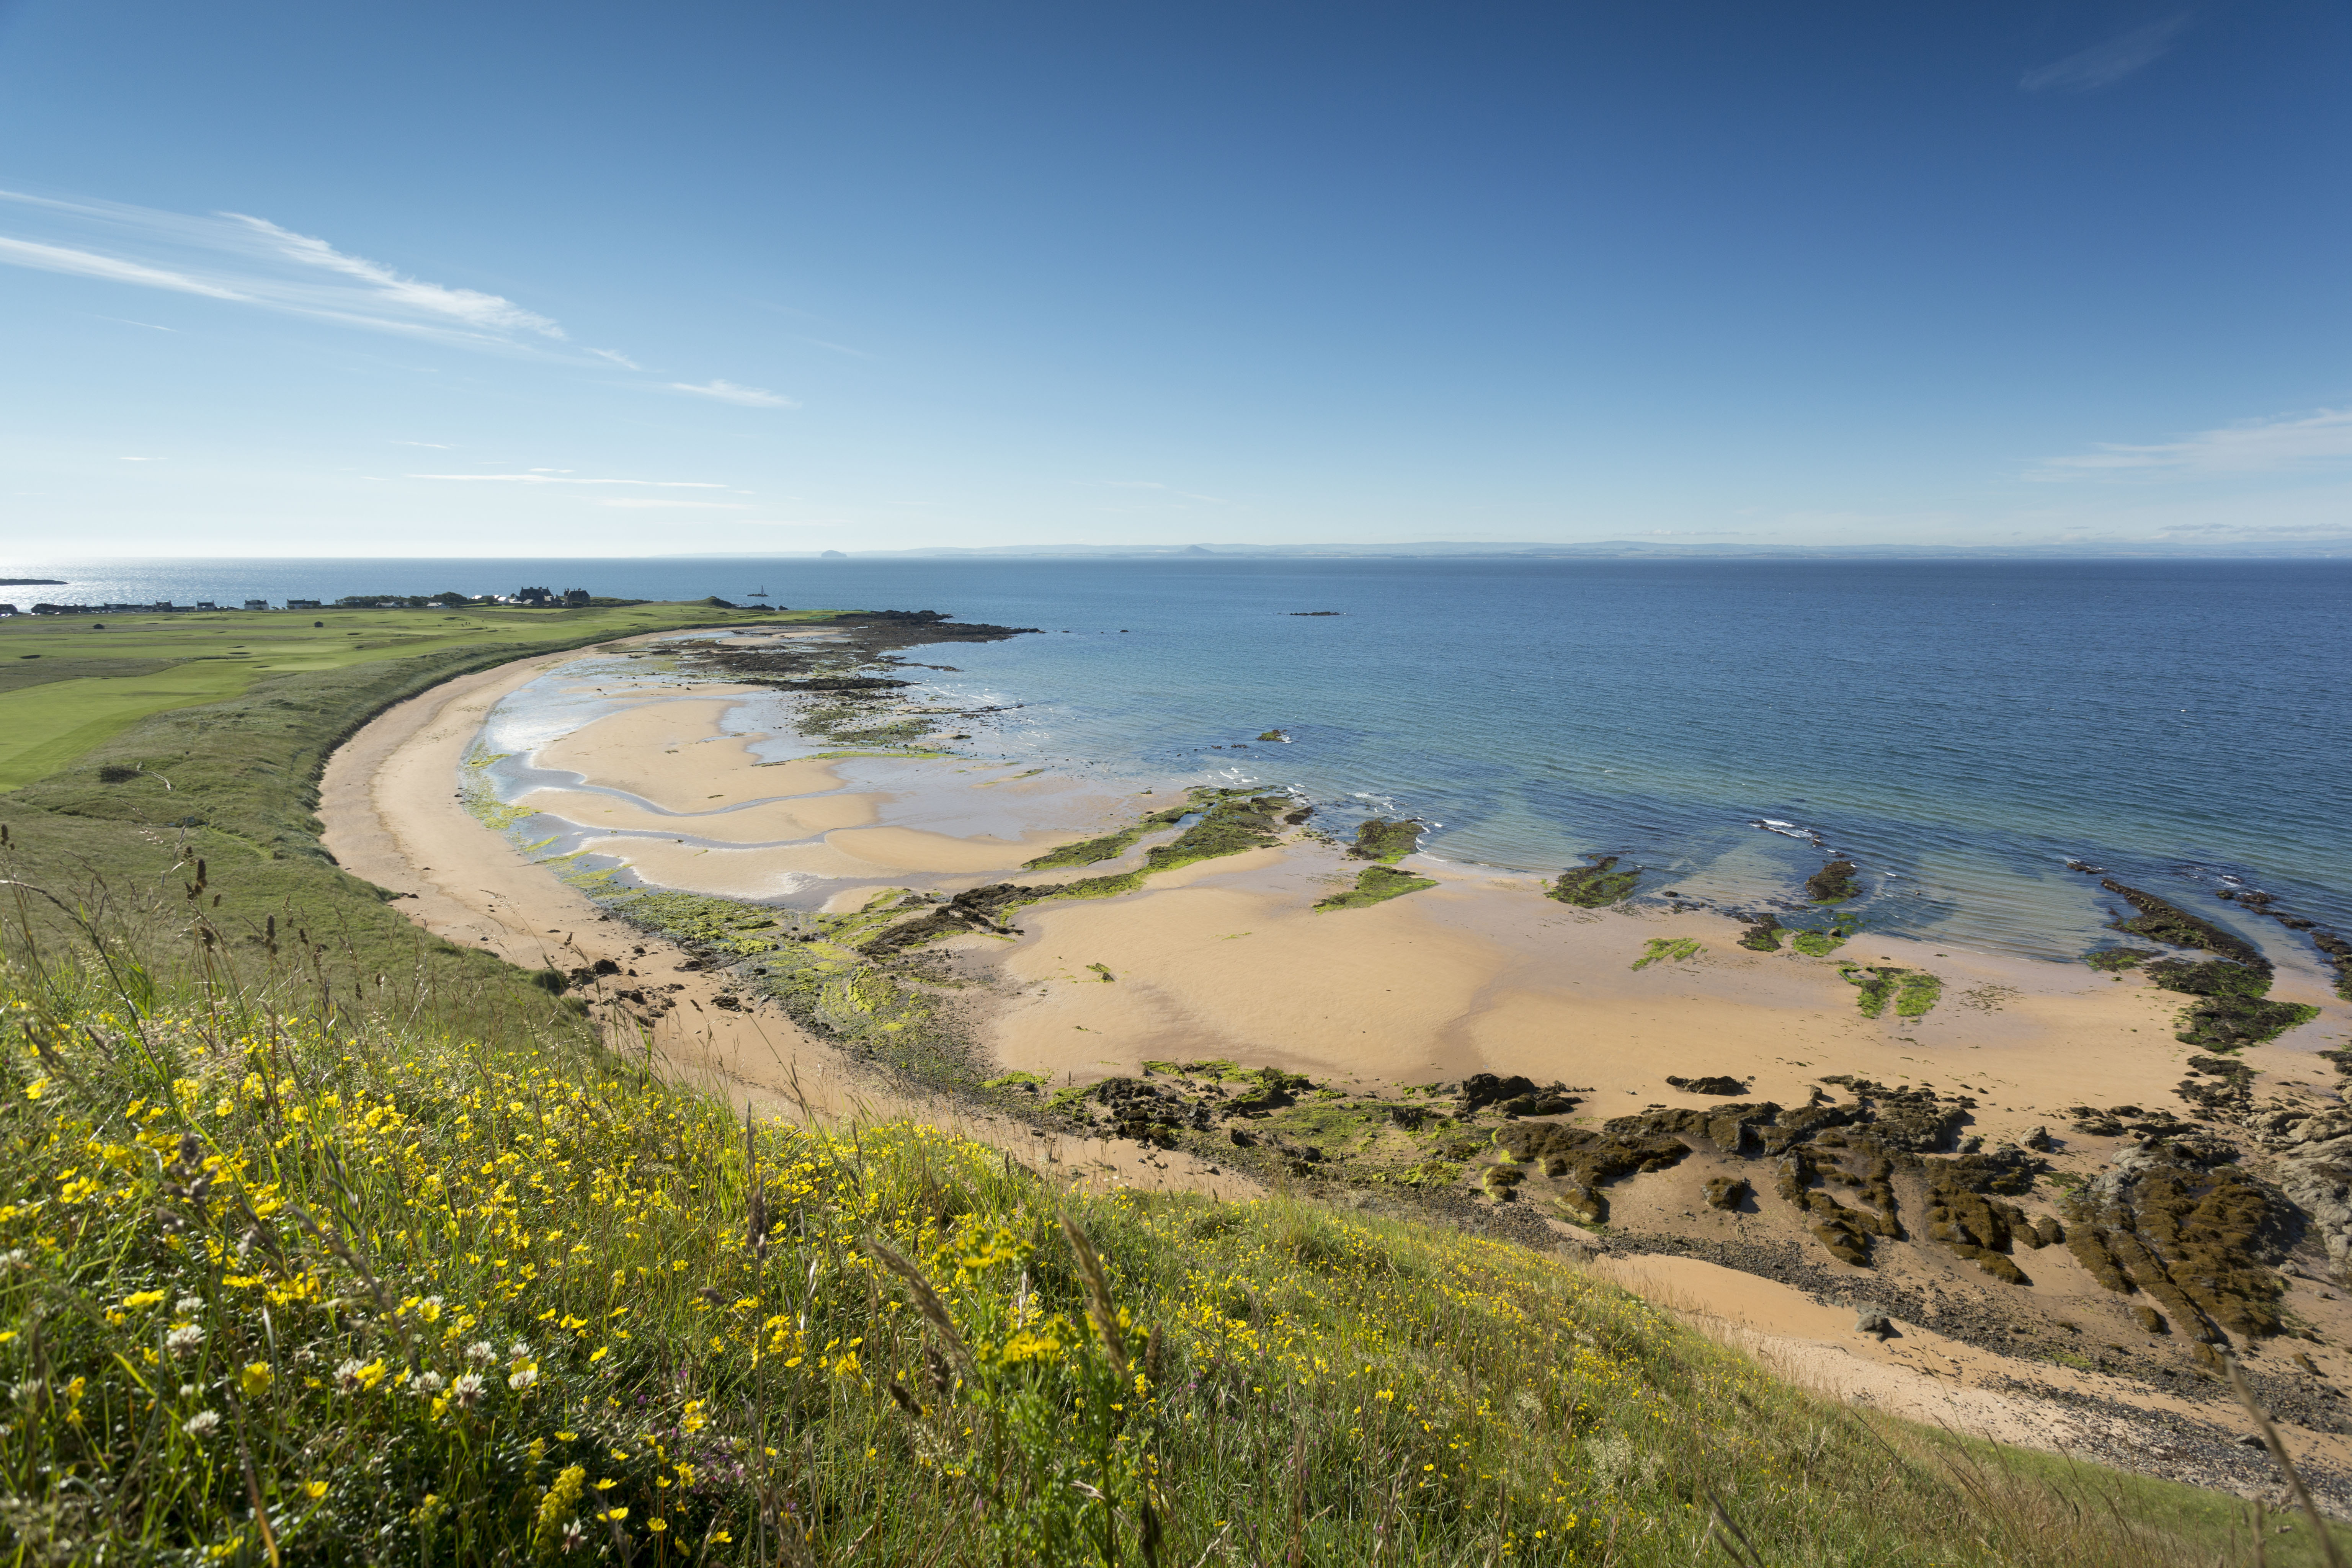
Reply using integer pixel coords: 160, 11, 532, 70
668, 379, 797, 408
390, 440, 451, 449
2020, 16, 2188, 93
2028, 407, 2352, 480
118, 456, 164, 462
0, 235, 248, 299
1, 188, 790, 410
0, 191, 560, 350
100, 316, 174, 331
595, 499, 755, 510
407, 472, 728, 488
225, 212, 564, 337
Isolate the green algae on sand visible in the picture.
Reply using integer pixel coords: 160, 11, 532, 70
1632, 936, 1703, 970
1315, 865, 1438, 911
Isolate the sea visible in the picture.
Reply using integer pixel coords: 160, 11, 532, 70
7, 555, 2347, 964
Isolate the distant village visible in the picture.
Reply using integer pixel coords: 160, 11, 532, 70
0, 587, 610, 616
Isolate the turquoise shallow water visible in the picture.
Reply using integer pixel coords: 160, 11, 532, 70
15, 555, 2350, 960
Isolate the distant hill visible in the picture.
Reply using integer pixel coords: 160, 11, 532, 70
679, 537, 2352, 561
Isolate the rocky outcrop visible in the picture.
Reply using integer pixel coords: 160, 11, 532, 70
2248, 1106, 2352, 1281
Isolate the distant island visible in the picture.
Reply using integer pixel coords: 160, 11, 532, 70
0, 578, 67, 586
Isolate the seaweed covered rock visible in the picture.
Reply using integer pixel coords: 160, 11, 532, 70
1457, 1073, 1579, 1117
1088, 1076, 1218, 1145
1609, 1102, 1784, 1156
2068, 1141, 2293, 1340
1806, 861, 1861, 903
1922, 1160, 2036, 1284
1315, 865, 1439, 910
1735, 916, 1784, 952
1548, 854, 1640, 907
1704, 1176, 1751, 1211
2099, 880, 2268, 968
1817, 1077, 1972, 1153
2176, 1055, 2255, 1119
1665, 1075, 1749, 1096
1348, 818, 1424, 864
1492, 1121, 1692, 1224
1772, 1148, 1880, 1264
2175, 993, 2319, 1050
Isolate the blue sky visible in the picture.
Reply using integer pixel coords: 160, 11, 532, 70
1, 1, 2348, 556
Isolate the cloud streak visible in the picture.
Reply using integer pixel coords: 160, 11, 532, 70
668, 379, 798, 408
0, 189, 790, 411
2029, 407, 2352, 480
2020, 16, 2188, 93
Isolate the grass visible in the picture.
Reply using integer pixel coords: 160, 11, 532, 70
0, 601, 833, 1049
0, 603, 781, 792
2, 927, 2331, 1566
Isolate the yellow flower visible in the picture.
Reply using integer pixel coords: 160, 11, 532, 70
589, 1346, 609, 1363
123, 1290, 168, 1310
24, 1080, 44, 1101
647, 1519, 667, 1534
239, 1363, 273, 1396
593, 1479, 617, 1491
304, 1480, 329, 1499
598, 1507, 628, 1522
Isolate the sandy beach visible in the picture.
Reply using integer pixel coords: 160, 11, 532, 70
318, 638, 2352, 1495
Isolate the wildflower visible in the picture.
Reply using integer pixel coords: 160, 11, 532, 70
413, 1371, 446, 1396
182, 1410, 221, 1437
180, 1384, 199, 1397
510, 1339, 531, 1361
508, 1364, 539, 1392
464, 1340, 497, 1366
175, 1296, 203, 1314
451, 1372, 487, 1409
165, 1325, 205, 1356
123, 1290, 168, 1310
238, 1363, 272, 1396
560, 1520, 586, 1553
647, 1518, 667, 1534
304, 1480, 329, 1499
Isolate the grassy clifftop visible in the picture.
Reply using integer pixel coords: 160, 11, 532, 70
1, 945, 2316, 1565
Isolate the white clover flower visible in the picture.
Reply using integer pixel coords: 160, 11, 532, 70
175, 1296, 203, 1313
507, 1365, 538, 1392
450, 1372, 487, 1409
334, 1358, 368, 1393
560, 1520, 586, 1553
413, 1371, 446, 1395
178, 1385, 199, 1398
463, 1340, 497, 1366
165, 1324, 205, 1356
508, 1340, 531, 1362
181, 1410, 220, 1437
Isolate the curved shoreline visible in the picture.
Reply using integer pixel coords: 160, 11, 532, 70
316, 637, 1259, 1199
320, 636, 2352, 1502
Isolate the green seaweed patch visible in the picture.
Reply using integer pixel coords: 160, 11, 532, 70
2144, 958, 2271, 999
1840, 965, 1938, 1018
1805, 861, 1861, 903
2084, 948, 2155, 972
1086, 962, 1116, 982
1316, 866, 1438, 911
1548, 854, 1639, 907
1632, 937, 1703, 971
982, 1070, 1051, 1092
2175, 995, 2319, 1050
1736, 916, 1784, 952
1348, 818, 1424, 864
1020, 803, 1192, 870
1788, 928, 1847, 957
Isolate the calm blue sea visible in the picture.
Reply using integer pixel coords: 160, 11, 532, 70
8, 555, 2347, 962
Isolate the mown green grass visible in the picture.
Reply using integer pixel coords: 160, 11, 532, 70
0, 602, 823, 1047
0, 604, 772, 791
1, 930, 2328, 1566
